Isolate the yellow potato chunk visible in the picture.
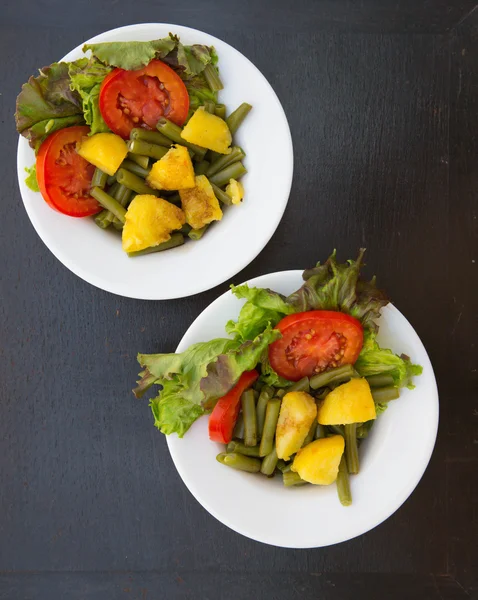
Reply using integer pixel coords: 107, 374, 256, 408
225, 179, 244, 205
317, 378, 376, 425
122, 195, 185, 253
77, 133, 128, 176
146, 145, 195, 191
292, 436, 345, 485
181, 107, 232, 154
179, 175, 223, 230
275, 391, 317, 460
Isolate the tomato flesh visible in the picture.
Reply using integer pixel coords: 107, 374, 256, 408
36, 126, 100, 217
99, 60, 190, 138
268, 311, 364, 381
208, 370, 259, 444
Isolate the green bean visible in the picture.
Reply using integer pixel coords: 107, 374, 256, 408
211, 182, 232, 206
214, 103, 226, 119
216, 452, 261, 473
259, 398, 281, 457
328, 425, 344, 437
344, 423, 359, 474
356, 420, 375, 439
241, 389, 257, 447
179, 223, 192, 235
130, 127, 171, 147
261, 448, 279, 476
337, 456, 352, 506
116, 169, 156, 195
127, 139, 169, 161
315, 387, 331, 401
110, 185, 134, 229
203, 100, 216, 113
226, 102, 252, 135
310, 364, 356, 390
287, 377, 310, 394
126, 233, 185, 257
156, 117, 207, 159
91, 167, 108, 189
90, 187, 127, 223
233, 412, 245, 440
209, 161, 247, 188
252, 389, 260, 402
276, 459, 290, 473
365, 374, 395, 388
106, 174, 116, 186
94, 209, 112, 229
127, 152, 149, 169
207, 150, 221, 163
206, 146, 246, 177
203, 63, 223, 91
120, 159, 150, 179
188, 226, 208, 241
276, 389, 286, 399
372, 386, 400, 403
283, 471, 307, 487
314, 424, 326, 439
256, 386, 274, 438
194, 159, 210, 176
226, 441, 261, 457
302, 422, 316, 447
166, 193, 181, 206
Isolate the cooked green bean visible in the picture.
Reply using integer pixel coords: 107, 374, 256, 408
214, 103, 226, 119
211, 182, 232, 206
130, 127, 171, 147
283, 471, 307, 487
259, 398, 281, 457
252, 389, 260, 402
194, 159, 210, 176
261, 448, 279, 476
314, 423, 326, 439
287, 377, 310, 394
302, 422, 316, 447
114, 183, 133, 206
241, 389, 257, 447
116, 168, 156, 195
365, 374, 395, 388
91, 167, 108, 189
156, 117, 207, 158
226, 441, 261, 457
256, 386, 274, 438
203, 100, 216, 113
127, 139, 169, 161
94, 209, 112, 229
206, 146, 245, 177
276, 389, 286, 399
127, 152, 149, 169
310, 364, 355, 390
276, 459, 290, 473
344, 423, 359, 474
226, 102, 252, 135
209, 161, 247, 188
337, 456, 352, 506
127, 233, 185, 257
90, 187, 127, 223
216, 452, 261, 473
179, 223, 192, 235
188, 226, 208, 241
356, 420, 375, 439
166, 193, 181, 206
204, 63, 223, 92
328, 425, 344, 437
315, 387, 331, 401
233, 412, 245, 440
120, 159, 150, 179
372, 386, 400, 403
106, 174, 116, 186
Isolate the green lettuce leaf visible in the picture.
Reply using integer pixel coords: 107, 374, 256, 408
259, 353, 292, 388
68, 58, 112, 134
24, 165, 39, 192
15, 62, 84, 151
150, 383, 205, 438
82, 37, 176, 71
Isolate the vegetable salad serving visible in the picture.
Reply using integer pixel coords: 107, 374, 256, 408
15, 34, 251, 256
134, 250, 423, 506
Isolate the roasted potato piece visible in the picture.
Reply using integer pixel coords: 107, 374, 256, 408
317, 378, 376, 425
77, 133, 128, 176
225, 178, 244, 205
179, 175, 223, 230
181, 107, 232, 154
292, 435, 345, 485
146, 145, 195, 191
275, 391, 317, 460
122, 194, 185, 253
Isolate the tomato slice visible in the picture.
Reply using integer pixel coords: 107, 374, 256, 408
208, 370, 259, 444
99, 60, 189, 138
268, 311, 364, 381
36, 126, 100, 217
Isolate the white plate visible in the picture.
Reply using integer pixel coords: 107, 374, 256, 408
17, 24, 293, 299
167, 270, 439, 548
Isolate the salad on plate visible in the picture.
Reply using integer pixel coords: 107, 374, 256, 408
134, 249, 423, 506
16, 34, 251, 256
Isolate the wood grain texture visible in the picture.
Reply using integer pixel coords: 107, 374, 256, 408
0, 1, 477, 599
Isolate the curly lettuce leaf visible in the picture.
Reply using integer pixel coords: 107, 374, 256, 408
83, 37, 176, 71
24, 165, 39, 192
15, 62, 84, 151
68, 58, 112, 134
259, 353, 292, 388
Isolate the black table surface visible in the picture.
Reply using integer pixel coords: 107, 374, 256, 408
1, 1, 477, 599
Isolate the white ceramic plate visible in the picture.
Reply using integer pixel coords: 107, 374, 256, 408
16, 24, 293, 299
167, 270, 439, 548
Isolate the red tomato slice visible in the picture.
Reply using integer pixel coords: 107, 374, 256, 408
36, 126, 100, 217
269, 311, 364, 381
208, 370, 259, 444
99, 60, 189, 138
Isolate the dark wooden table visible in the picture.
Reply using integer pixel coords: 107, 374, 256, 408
1, 1, 477, 598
